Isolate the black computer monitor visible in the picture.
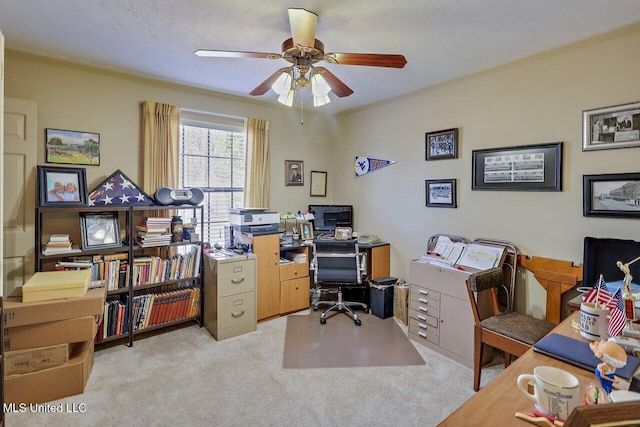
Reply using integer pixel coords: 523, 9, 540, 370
308, 205, 353, 233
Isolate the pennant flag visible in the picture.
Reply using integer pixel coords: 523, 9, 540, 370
355, 156, 396, 177
607, 288, 626, 337
88, 169, 154, 206
583, 276, 611, 306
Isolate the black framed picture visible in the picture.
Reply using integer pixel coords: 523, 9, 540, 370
582, 101, 640, 152
583, 172, 640, 218
80, 212, 122, 250
471, 142, 562, 191
426, 128, 458, 160
45, 128, 100, 166
426, 179, 457, 208
37, 165, 88, 207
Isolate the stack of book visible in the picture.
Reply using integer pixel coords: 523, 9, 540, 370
42, 234, 81, 255
136, 217, 172, 247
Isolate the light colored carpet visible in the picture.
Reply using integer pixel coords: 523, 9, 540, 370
283, 311, 425, 369
5, 310, 504, 427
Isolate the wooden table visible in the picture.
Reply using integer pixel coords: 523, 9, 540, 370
438, 311, 639, 426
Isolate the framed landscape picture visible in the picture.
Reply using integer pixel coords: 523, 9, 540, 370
583, 172, 640, 218
46, 128, 100, 166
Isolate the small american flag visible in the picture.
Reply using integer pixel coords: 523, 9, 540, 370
583, 277, 611, 307
607, 288, 626, 337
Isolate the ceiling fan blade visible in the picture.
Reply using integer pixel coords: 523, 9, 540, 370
194, 49, 281, 60
325, 53, 407, 68
288, 8, 317, 50
313, 67, 353, 98
249, 67, 291, 96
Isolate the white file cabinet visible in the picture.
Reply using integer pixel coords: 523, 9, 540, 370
409, 260, 492, 368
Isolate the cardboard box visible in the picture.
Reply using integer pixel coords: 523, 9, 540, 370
4, 316, 98, 352
22, 269, 92, 302
5, 340, 94, 404
3, 285, 106, 328
5, 343, 70, 376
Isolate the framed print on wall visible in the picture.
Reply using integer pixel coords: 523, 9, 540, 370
582, 101, 640, 151
583, 172, 640, 218
46, 128, 100, 166
426, 179, 457, 208
37, 165, 88, 207
285, 160, 304, 186
471, 142, 562, 191
310, 170, 327, 197
426, 128, 458, 160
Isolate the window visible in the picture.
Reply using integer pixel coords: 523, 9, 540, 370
179, 111, 246, 246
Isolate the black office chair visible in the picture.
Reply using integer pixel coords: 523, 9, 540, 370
583, 236, 640, 289
310, 239, 368, 326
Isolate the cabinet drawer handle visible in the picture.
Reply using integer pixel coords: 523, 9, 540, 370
418, 306, 428, 313
417, 314, 427, 321
231, 277, 245, 284
419, 298, 428, 304
418, 331, 427, 338
419, 289, 428, 295
231, 310, 245, 318
418, 322, 427, 329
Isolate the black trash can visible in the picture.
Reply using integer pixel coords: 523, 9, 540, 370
369, 277, 398, 319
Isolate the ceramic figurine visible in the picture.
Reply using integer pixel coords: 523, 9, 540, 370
589, 339, 627, 394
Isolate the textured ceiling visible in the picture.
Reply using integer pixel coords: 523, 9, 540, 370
1, 0, 640, 113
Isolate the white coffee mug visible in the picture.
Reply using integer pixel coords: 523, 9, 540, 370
517, 366, 581, 421
580, 302, 610, 341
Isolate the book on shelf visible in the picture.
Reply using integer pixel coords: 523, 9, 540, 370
42, 246, 82, 256
49, 233, 70, 242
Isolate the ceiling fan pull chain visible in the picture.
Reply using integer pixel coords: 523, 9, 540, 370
300, 97, 304, 125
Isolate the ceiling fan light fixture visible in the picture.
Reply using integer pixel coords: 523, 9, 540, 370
313, 94, 331, 107
311, 73, 331, 97
277, 89, 295, 107
271, 70, 293, 96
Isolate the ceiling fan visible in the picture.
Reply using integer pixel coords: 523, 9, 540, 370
194, 8, 407, 107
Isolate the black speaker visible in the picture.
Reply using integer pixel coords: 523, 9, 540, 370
154, 187, 204, 206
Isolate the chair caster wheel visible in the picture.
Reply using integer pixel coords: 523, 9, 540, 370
364, 308, 370, 314
355, 319, 362, 326
320, 318, 326, 325
313, 306, 318, 311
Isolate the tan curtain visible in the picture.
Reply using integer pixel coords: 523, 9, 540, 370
140, 101, 180, 194
244, 118, 271, 208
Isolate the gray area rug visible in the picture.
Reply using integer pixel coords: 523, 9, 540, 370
283, 311, 425, 369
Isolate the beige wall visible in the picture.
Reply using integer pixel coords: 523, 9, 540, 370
5, 24, 640, 317
335, 24, 640, 316
4, 51, 340, 212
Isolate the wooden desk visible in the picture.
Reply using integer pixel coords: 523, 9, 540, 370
438, 311, 638, 426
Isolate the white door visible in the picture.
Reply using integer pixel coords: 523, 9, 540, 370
3, 97, 37, 296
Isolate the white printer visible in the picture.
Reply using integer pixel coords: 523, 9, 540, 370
229, 208, 279, 234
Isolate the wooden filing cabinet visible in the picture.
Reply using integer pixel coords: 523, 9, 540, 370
409, 260, 492, 368
203, 253, 257, 340
279, 246, 310, 314
253, 234, 281, 320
